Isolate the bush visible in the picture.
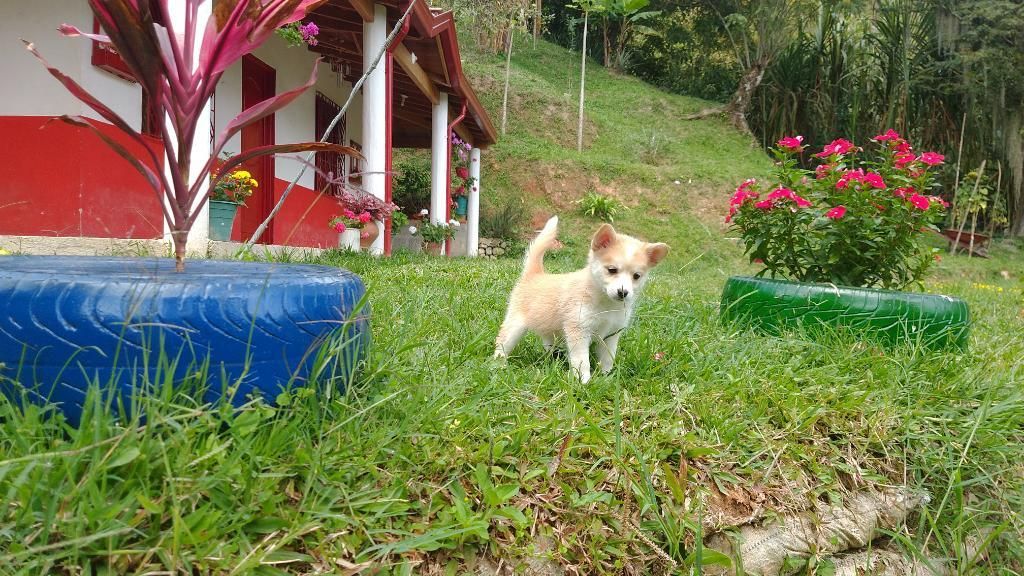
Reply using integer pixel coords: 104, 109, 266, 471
577, 191, 622, 222
726, 131, 949, 289
480, 194, 529, 240
393, 158, 431, 215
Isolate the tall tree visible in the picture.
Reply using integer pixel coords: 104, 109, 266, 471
569, 0, 607, 151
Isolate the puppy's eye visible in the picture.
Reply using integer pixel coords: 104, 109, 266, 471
633, 272, 642, 280
606, 267, 618, 275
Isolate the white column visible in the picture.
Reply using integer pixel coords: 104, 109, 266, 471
467, 147, 481, 257
430, 91, 449, 254
362, 3, 388, 255
164, 2, 211, 253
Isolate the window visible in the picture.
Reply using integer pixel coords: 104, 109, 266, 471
314, 93, 346, 194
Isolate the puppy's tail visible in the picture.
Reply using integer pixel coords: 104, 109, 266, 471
521, 216, 559, 277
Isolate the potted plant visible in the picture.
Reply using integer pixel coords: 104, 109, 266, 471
393, 158, 431, 218
208, 168, 257, 241
451, 134, 474, 219
722, 130, 969, 349
411, 217, 458, 255
336, 187, 399, 250
328, 208, 372, 251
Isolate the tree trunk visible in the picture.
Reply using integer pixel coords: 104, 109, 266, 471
723, 56, 769, 135
577, 11, 588, 152
534, 0, 541, 47
501, 26, 514, 135
1005, 108, 1024, 236
602, 18, 610, 67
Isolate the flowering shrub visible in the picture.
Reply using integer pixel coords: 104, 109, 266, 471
276, 21, 319, 47
337, 188, 399, 222
211, 170, 257, 205
726, 130, 948, 289
411, 213, 459, 244
328, 209, 372, 235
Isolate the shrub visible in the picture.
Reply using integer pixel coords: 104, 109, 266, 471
480, 195, 529, 240
578, 191, 622, 222
393, 159, 431, 215
726, 130, 949, 289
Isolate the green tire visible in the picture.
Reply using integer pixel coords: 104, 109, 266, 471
720, 276, 970, 350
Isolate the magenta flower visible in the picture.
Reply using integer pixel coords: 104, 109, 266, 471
333, 221, 345, 233
873, 129, 901, 142
815, 164, 833, 179
814, 138, 855, 158
894, 152, 917, 169
929, 195, 950, 208
909, 194, 931, 210
863, 171, 886, 189
777, 135, 804, 152
919, 152, 945, 166
766, 187, 811, 208
299, 22, 319, 46
893, 186, 915, 198
755, 199, 774, 210
826, 205, 847, 220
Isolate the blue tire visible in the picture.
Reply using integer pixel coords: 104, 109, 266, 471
0, 256, 369, 424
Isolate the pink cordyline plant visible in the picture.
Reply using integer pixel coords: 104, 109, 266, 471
25, 0, 359, 271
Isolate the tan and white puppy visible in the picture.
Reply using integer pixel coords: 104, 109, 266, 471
494, 216, 669, 383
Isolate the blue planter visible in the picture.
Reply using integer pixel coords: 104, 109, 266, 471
209, 200, 239, 241
454, 195, 468, 217
0, 256, 370, 425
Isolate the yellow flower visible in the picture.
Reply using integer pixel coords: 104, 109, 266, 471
0, 248, 10, 256
233, 170, 251, 179
249, 178, 259, 188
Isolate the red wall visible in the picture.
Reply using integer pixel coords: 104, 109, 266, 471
229, 178, 343, 249
0, 116, 164, 239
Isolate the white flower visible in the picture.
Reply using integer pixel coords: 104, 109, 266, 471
409, 226, 418, 234
419, 209, 429, 215
673, 180, 681, 185
451, 220, 461, 228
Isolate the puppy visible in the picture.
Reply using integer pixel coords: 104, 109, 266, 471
494, 216, 669, 383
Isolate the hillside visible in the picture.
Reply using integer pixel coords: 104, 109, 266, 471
462, 39, 769, 253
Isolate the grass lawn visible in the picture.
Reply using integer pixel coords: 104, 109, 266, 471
2, 38, 1023, 575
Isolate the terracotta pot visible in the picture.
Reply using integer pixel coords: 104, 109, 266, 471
422, 241, 443, 256
360, 220, 379, 250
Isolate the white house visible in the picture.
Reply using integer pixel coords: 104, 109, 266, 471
0, 0, 497, 256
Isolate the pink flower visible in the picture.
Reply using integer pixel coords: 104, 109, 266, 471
755, 199, 774, 210
333, 221, 345, 233
299, 22, 319, 46
919, 152, 945, 166
928, 195, 950, 209
862, 171, 886, 189
893, 186, 915, 198
815, 164, 833, 179
358, 212, 372, 224
894, 152, 917, 169
456, 166, 469, 179
765, 187, 811, 208
873, 129, 901, 142
908, 193, 931, 210
826, 205, 847, 220
342, 208, 355, 219
777, 135, 804, 152
836, 169, 865, 189
814, 138, 855, 158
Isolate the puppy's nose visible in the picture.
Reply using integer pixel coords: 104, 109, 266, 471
616, 288, 629, 300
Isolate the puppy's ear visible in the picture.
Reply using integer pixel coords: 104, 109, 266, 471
646, 243, 670, 267
591, 224, 616, 252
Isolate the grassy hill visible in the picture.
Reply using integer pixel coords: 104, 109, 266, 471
3, 40, 1023, 574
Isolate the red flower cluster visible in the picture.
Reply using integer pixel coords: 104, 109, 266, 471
776, 135, 804, 152
826, 205, 847, 220
836, 169, 886, 190
814, 138, 855, 158
755, 187, 812, 210
726, 179, 758, 223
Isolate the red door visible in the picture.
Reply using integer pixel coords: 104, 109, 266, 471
236, 54, 276, 244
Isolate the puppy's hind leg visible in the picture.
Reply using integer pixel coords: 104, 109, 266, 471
494, 317, 528, 359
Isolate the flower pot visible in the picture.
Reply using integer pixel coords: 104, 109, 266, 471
720, 276, 969, 350
360, 220, 379, 250
0, 256, 370, 425
422, 241, 443, 256
338, 228, 361, 251
208, 200, 239, 241
454, 195, 468, 217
